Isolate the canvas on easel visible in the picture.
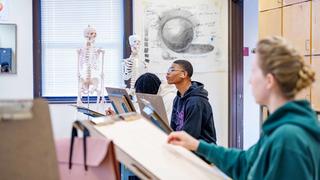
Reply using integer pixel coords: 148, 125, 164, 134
0, 99, 59, 180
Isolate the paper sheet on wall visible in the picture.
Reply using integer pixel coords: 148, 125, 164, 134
136, 0, 228, 73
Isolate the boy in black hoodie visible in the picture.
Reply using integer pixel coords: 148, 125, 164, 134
166, 60, 216, 144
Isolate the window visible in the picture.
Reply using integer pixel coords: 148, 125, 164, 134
35, 0, 126, 102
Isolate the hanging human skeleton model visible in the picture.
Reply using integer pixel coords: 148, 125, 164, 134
77, 26, 105, 105
122, 35, 147, 94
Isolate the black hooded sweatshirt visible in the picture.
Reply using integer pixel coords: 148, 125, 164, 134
170, 81, 216, 144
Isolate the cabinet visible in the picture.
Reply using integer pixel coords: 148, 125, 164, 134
283, 2, 311, 55
259, 0, 282, 11
312, 0, 320, 55
259, 9, 282, 39
311, 56, 320, 111
259, 0, 320, 113
283, 0, 307, 6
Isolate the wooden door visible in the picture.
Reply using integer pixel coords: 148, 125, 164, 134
283, 2, 311, 55
312, 0, 320, 55
311, 56, 320, 111
260, 0, 282, 11
283, 0, 307, 6
259, 8, 282, 39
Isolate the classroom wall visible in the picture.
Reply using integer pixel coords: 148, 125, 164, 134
49, 103, 111, 138
0, 0, 33, 99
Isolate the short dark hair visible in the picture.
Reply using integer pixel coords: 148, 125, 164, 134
173, 60, 193, 78
134, 73, 161, 94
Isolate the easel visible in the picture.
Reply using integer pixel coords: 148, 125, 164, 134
0, 99, 59, 180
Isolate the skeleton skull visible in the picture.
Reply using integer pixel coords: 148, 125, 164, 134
129, 35, 141, 52
84, 25, 97, 44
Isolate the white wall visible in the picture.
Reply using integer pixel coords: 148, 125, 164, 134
50, 103, 111, 138
243, 0, 260, 149
193, 72, 229, 147
0, 0, 33, 99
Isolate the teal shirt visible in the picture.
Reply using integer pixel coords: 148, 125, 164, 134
196, 100, 320, 180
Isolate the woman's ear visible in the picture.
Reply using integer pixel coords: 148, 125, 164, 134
266, 73, 276, 89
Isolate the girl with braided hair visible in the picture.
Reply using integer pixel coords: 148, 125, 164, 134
168, 36, 320, 180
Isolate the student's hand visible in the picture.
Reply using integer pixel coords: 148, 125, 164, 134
105, 107, 116, 116
167, 131, 200, 151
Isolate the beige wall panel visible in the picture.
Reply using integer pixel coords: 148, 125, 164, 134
283, 0, 308, 6
283, 2, 311, 55
259, 0, 282, 11
312, 0, 320, 55
259, 9, 282, 39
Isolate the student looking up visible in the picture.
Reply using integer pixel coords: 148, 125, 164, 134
166, 60, 216, 144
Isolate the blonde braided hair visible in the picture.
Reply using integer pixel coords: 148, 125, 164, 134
256, 36, 315, 99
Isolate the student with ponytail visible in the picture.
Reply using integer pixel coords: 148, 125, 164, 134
168, 36, 320, 180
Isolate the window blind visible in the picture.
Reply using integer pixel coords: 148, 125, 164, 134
41, 0, 123, 97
